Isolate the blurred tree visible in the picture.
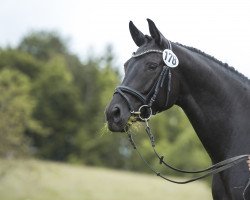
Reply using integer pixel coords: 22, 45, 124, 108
31, 55, 84, 160
18, 31, 68, 61
66, 46, 121, 166
17, 31, 121, 163
0, 49, 42, 79
0, 69, 36, 157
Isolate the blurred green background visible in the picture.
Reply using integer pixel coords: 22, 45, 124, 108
0, 30, 212, 199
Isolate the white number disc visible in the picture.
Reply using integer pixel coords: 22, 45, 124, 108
162, 49, 179, 68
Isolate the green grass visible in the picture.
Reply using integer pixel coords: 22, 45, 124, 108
0, 159, 212, 200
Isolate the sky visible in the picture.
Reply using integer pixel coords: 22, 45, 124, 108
0, 0, 250, 77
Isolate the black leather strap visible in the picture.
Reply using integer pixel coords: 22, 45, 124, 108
116, 86, 147, 105
114, 65, 171, 114
127, 129, 249, 184
115, 88, 135, 112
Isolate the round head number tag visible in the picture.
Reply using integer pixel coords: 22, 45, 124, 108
162, 49, 179, 68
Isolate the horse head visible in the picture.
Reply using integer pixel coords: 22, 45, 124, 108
105, 19, 180, 132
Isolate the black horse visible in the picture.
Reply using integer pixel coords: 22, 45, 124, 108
105, 19, 250, 200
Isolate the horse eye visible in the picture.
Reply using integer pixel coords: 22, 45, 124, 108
146, 63, 158, 71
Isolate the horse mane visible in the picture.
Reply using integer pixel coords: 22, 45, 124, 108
176, 43, 250, 84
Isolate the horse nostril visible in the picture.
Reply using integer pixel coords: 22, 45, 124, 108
112, 106, 121, 122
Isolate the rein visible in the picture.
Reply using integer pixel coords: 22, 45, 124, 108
126, 121, 249, 184
114, 43, 250, 198
126, 118, 250, 199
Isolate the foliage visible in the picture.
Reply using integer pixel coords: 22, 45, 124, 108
18, 31, 68, 61
0, 49, 42, 78
0, 69, 35, 157
0, 31, 210, 176
31, 55, 84, 160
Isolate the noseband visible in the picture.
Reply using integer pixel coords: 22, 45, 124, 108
114, 49, 171, 120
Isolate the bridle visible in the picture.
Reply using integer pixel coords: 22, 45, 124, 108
114, 49, 171, 121
113, 42, 250, 199
115, 53, 170, 121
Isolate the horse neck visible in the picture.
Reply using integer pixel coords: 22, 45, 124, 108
173, 44, 250, 162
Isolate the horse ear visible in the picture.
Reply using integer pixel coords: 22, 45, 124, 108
129, 21, 146, 47
147, 18, 167, 47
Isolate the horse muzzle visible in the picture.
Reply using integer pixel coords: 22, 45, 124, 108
105, 97, 131, 132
